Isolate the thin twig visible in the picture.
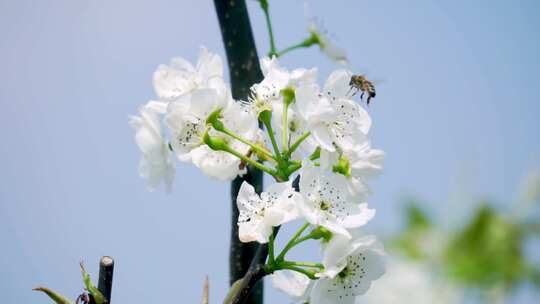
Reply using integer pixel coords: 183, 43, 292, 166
200, 276, 209, 304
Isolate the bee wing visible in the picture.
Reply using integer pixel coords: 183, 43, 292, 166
370, 77, 385, 85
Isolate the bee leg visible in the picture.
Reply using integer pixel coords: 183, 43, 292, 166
360, 91, 365, 100
346, 86, 354, 97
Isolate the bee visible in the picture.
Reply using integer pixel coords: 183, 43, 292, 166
349, 74, 376, 105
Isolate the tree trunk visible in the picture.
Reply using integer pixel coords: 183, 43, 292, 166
213, 1, 264, 303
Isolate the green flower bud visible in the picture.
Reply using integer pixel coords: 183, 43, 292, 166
259, 109, 273, 124
332, 155, 351, 177
206, 108, 225, 131
281, 87, 296, 106
310, 226, 333, 243
303, 31, 321, 48
203, 130, 229, 151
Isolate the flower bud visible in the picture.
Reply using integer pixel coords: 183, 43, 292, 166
259, 109, 273, 124
281, 87, 295, 106
332, 155, 351, 177
310, 226, 333, 242
203, 130, 229, 151
206, 108, 225, 131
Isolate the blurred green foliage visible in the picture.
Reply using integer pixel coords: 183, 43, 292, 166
391, 198, 539, 297
443, 205, 526, 290
391, 202, 432, 260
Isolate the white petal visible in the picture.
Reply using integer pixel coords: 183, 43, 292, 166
351, 148, 385, 178
153, 62, 192, 100
196, 46, 223, 81
294, 83, 318, 120
341, 203, 375, 228
144, 100, 168, 114
324, 69, 352, 99
169, 56, 196, 72
312, 124, 335, 152
189, 88, 219, 119
271, 270, 311, 300
322, 234, 352, 278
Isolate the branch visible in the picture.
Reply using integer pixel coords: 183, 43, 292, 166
97, 256, 114, 303
226, 177, 300, 303
213, 1, 265, 303
88, 256, 114, 304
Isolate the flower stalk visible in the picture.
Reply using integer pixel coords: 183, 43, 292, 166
258, 0, 277, 57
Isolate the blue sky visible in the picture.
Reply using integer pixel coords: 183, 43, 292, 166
0, 0, 538, 303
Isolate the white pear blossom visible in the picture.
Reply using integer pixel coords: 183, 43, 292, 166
298, 164, 375, 238
166, 88, 227, 160
311, 235, 385, 304
237, 180, 300, 243
271, 270, 312, 302
246, 57, 317, 116
323, 69, 372, 136
153, 47, 225, 100
320, 137, 384, 199
191, 102, 258, 180
129, 101, 175, 192
304, 1, 348, 64
296, 69, 372, 153
166, 87, 257, 180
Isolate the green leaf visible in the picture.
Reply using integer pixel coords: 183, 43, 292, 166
80, 262, 107, 304
443, 204, 527, 289
33, 287, 73, 304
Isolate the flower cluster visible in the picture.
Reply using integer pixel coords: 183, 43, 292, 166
130, 47, 385, 303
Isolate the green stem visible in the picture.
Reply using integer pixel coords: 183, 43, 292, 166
309, 147, 321, 161
268, 228, 276, 264
276, 42, 306, 57
290, 235, 315, 247
276, 223, 310, 262
209, 137, 277, 176
260, 111, 283, 163
282, 261, 324, 269
282, 102, 290, 153
259, 0, 277, 57
280, 266, 318, 280
220, 143, 278, 176
285, 131, 311, 159
217, 126, 275, 161
276, 34, 319, 58
204, 127, 278, 176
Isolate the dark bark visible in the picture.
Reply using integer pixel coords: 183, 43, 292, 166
230, 264, 268, 304
213, 1, 265, 303
230, 167, 264, 303
88, 256, 114, 304
97, 256, 114, 303
228, 177, 300, 304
